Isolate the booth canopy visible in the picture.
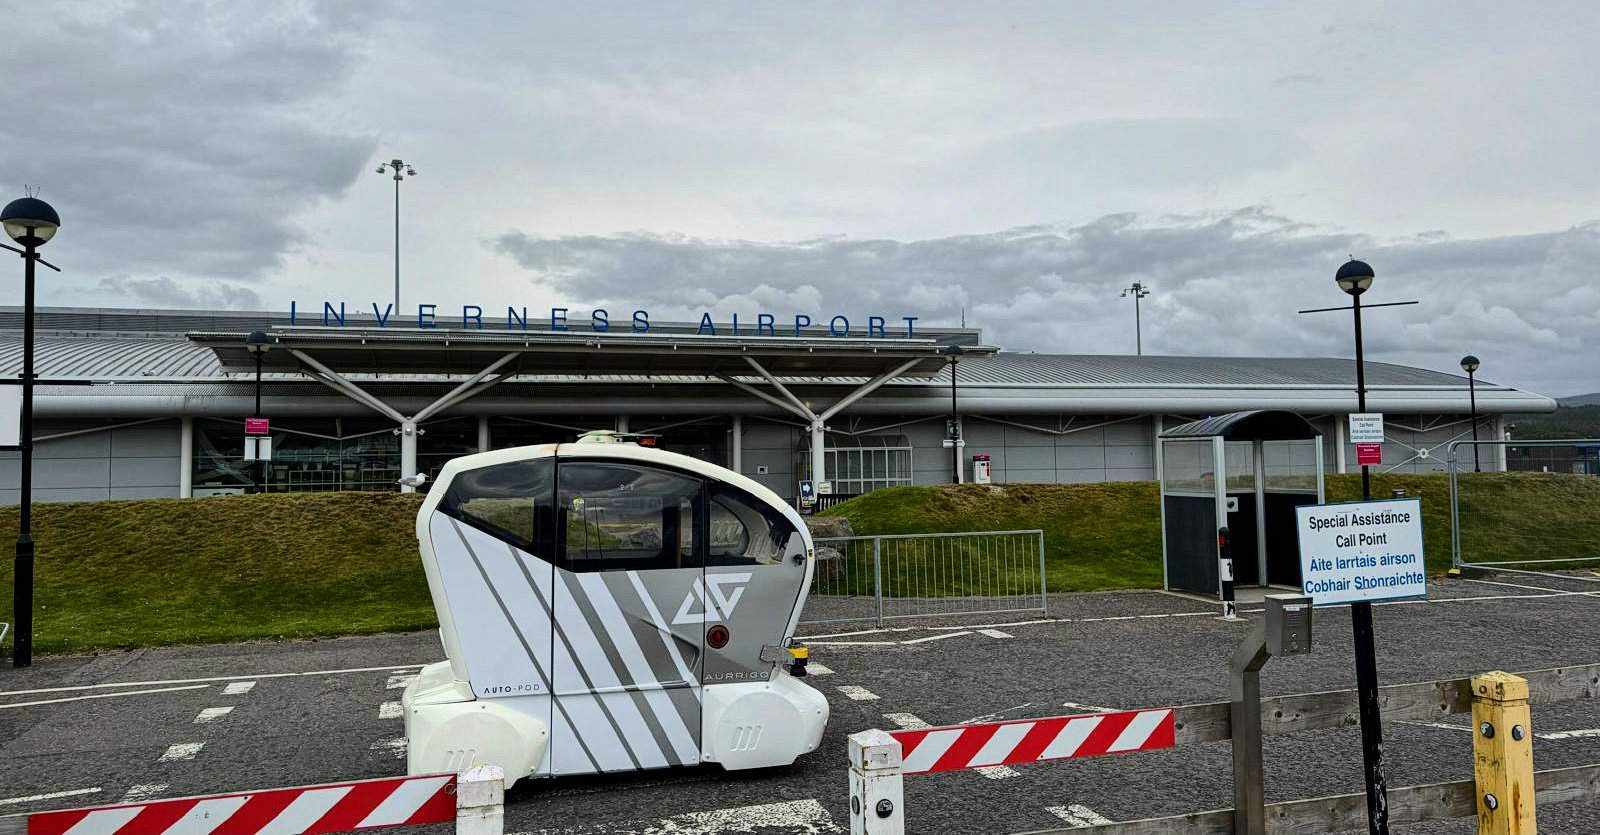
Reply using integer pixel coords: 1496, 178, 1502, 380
1160, 409, 1324, 442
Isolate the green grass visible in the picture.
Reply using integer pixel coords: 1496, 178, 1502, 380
0, 492, 433, 656
822, 472, 1600, 594
2, 472, 1595, 656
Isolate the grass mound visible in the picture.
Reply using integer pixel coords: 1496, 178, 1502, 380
1, 472, 1594, 655
822, 472, 1600, 594
0, 492, 431, 655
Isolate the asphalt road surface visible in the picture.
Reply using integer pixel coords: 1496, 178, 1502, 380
3, 571, 1598, 834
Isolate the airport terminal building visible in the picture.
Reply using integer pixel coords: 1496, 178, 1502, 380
0, 306, 1556, 505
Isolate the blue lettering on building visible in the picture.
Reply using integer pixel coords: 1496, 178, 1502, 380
285, 302, 926, 338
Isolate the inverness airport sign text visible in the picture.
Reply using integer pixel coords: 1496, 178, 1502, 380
289, 301, 922, 339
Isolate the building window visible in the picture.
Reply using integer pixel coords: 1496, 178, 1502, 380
557, 461, 704, 572
821, 434, 913, 494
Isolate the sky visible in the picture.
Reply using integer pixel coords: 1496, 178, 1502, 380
3, 1, 1597, 396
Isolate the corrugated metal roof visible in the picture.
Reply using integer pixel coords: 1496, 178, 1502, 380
0, 334, 1502, 391
952, 354, 1476, 388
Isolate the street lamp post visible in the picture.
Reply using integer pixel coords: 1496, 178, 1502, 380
1333, 257, 1389, 835
376, 160, 417, 316
1120, 282, 1151, 355
1460, 355, 1481, 473
2, 193, 61, 669
943, 344, 964, 484
246, 331, 271, 493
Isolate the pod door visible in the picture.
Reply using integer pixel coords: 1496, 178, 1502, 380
550, 461, 706, 775
701, 481, 808, 686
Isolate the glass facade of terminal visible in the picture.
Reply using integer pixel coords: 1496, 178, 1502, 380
189, 415, 737, 495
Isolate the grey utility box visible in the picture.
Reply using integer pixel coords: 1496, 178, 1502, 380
1264, 593, 1313, 656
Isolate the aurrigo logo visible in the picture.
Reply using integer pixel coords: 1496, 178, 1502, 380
672, 573, 753, 625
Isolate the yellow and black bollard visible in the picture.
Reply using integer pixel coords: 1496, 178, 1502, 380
1472, 670, 1536, 834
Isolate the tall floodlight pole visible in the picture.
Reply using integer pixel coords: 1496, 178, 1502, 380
1120, 282, 1151, 355
2, 191, 62, 669
1460, 355, 1481, 472
376, 160, 416, 316
943, 344, 964, 483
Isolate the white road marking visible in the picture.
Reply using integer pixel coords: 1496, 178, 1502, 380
1538, 728, 1600, 740
837, 685, 880, 701
1398, 720, 1472, 733
796, 627, 916, 639
121, 784, 169, 803
0, 664, 429, 698
379, 700, 403, 719
520, 798, 842, 834
884, 712, 930, 728
385, 673, 418, 690
193, 706, 234, 724
901, 631, 971, 644
978, 629, 1014, 639
802, 641, 900, 647
1461, 577, 1600, 597
158, 742, 204, 762
222, 681, 256, 696
931, 617, 1064, 631
804, 663, 834, 676
1047, 804, 1114, 826
963, 703, 1037, 724
976, 765, 1022, 779
0, 787, 102, 806
372, 737, 409, 759
1061, 701, 1119, 714
0, 684, 210, 710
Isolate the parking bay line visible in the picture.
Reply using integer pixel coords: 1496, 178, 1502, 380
1047, 804, 1114, 826
901, 631, 971, 645
0, 663, 431, 698
0, 787, 103, 806
0, 684, 210, 710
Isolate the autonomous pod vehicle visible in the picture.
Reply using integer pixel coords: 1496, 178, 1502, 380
401, 432, 828, 783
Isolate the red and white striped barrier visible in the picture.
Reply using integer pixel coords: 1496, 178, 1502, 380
26, 773, 457, 835
888, 708, 1175, 774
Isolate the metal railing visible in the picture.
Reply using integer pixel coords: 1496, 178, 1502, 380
802, 530, 1046, 626
1449, 438, 1600, 572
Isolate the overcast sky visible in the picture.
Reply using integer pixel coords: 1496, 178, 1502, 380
4, 1, 1596, 396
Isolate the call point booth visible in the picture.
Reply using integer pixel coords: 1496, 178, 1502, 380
1159, 410, 1325, 598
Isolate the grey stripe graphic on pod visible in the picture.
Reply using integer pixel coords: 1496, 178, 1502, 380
580, 572, 701, 764
626, 571, 702, 691
554, 569, 671, 768
449, 519, 597, 774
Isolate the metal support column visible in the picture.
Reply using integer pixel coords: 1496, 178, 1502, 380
615, 415, 630, 433
1253, 437, 1268, 584
1335, 414, 1348, 474
731, 415, 743, 473
179, 416, 194, 498
400, 420, 419, 493
811, 420, 826, 487
477, 415, 490, 452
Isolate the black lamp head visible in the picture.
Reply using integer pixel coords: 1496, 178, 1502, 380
245, 331, 272, 354
2, 196, 61, 248
1334, 258, 1375, 295
1460, 354, 1480, 373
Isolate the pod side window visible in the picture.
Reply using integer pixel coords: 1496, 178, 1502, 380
707, 482, 798, 567
438, 457, 555, 559
557, 461, 705, 572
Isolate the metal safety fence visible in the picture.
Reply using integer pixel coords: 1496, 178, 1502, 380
1449, 438, 1600, 574
801, 530, 1046, 626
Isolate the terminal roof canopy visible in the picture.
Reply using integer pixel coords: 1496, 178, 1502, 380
186, 328, 992, 378
1160, 409, 1324, 441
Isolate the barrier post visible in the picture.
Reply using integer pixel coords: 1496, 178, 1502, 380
456, 765, 505, 835
1472, 671, 1535, 835
1218, 527, 1240, 621
848, 729, 904, 835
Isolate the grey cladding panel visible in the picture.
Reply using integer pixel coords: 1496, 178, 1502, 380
111, 456, 181, 488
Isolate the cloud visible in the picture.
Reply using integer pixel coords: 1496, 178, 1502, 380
96, 275, 262, 310
0, 1, 384, 281
491, 209, 1598, 397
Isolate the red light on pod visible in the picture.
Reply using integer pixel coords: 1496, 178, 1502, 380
707, 624, 730, 649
